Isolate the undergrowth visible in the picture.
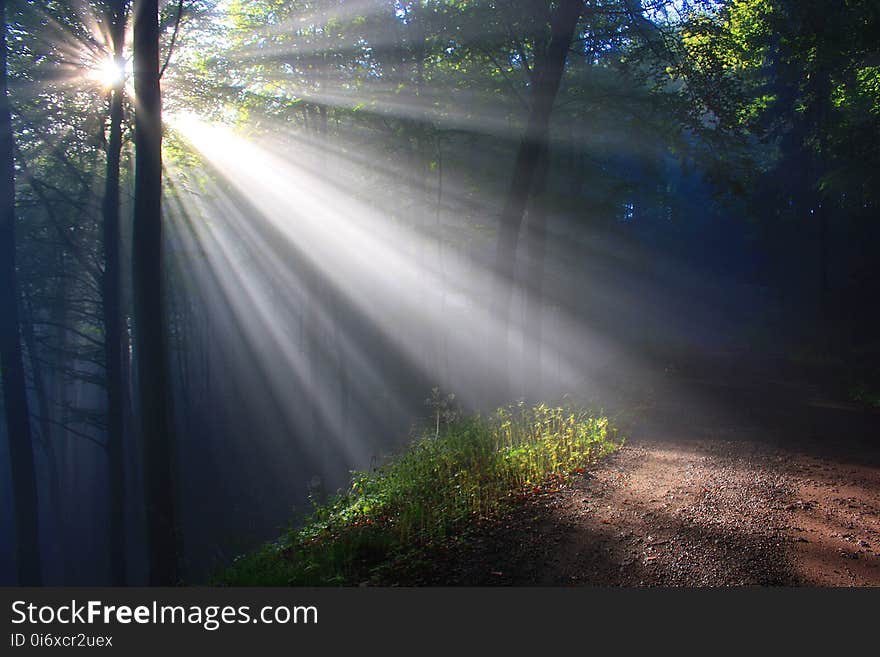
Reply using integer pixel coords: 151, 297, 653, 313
219, 402, 621, 586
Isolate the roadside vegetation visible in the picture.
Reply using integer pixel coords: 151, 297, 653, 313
220, 403, 621, 585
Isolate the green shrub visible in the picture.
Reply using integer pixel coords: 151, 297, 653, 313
219, 402, 621, 586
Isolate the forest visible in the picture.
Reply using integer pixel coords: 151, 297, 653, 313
1, 0, 878, 587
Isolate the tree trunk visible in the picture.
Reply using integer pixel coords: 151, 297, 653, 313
317, 109, 352, 455
0, 0, 42, 585
102, 0, 127, 586
523, 151, 550, 399
493, 0, 581, 398
50, 253, 73, 582
133, 0, 177, 585
20, 298, 64, 581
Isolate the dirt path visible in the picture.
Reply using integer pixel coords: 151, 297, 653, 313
400, 356, 880, 586
539, 439, 880, 585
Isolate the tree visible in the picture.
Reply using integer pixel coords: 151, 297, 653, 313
133, 0, 177, 585
102, 0, 129, 587
493, 0, 583, 396
680, 0, 880, 349
0, 0, 41, 585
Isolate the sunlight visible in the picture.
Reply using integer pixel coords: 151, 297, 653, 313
162, 110, 620, 435
87, 55, 125, 89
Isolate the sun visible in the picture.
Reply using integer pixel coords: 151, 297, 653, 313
88, 56, 125, 89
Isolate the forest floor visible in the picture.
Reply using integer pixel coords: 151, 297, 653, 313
389, 353, 880, 586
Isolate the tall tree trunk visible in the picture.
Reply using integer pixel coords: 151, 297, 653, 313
316, 108, 352, 455
304, 101, 325, 481
14, 158, 69, 581
133, 0, 177, 585
815, 74, 832, 353
102, 0, 127, 586
0, 0, 42, 586
523, 151, 550, 399
20, 299, 64, 581
493, 0, 581, 398
50, 254, 73, 582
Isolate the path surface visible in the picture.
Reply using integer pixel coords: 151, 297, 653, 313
403, 354, 880, 586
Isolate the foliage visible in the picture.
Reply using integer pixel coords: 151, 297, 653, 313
219, 403, 620, 585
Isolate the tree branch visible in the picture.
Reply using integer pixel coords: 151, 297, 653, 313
159, 0, 185, 80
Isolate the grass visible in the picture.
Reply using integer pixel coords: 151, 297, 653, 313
219, 402, 621, 586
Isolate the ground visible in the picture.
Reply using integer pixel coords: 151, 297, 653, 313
387, 353, 880, 586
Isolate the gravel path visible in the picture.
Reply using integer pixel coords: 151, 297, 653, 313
533, 440, 799, 586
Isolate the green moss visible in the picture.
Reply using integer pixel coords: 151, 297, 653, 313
219, 403, 621, 586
